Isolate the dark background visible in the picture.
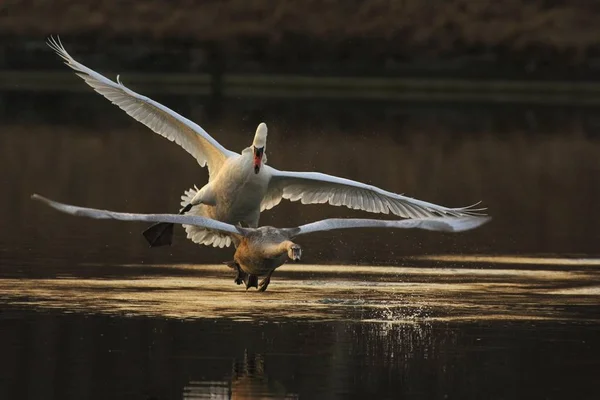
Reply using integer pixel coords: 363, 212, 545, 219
1, 3, 600, 400
3, 1, 600, 80
1, 1, 600, 265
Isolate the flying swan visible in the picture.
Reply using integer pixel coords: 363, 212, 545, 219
32, 194, 491, 292
47, 36, 486, 249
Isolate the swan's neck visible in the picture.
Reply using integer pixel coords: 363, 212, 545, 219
237, 148, 256, 173
242, 147, 253, 155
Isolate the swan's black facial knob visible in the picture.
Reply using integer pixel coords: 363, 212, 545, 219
253, 146, 264, 174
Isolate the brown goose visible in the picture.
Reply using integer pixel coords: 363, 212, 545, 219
33, 194, 490, 292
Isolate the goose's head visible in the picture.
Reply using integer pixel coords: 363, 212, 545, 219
287, 243, 302, 262
252, 122, 268, 174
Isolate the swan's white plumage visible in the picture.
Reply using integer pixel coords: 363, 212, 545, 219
259, 187, 284, 211
252, 123, 268, 148
48, 37, 487, 249
180, 187, 232, 248
46, 36, 235, 179
262, 167, 485, 218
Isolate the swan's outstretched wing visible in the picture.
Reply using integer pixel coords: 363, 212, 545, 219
289, 216, 491, 237
32, 194, 242, 236
47, 36, 236, 178
262, 167, 486, 218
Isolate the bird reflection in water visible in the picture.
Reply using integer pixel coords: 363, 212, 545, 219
183, 351, 297, 399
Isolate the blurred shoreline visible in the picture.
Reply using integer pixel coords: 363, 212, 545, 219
5, 70, 600, 105
4, 1, 600, 79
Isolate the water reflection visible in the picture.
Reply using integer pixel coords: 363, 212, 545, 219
1, 309, 598, 399
183, 352, 298, 399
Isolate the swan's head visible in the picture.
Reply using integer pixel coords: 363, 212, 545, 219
252, 123, 267, 174
287, 243, 302, 262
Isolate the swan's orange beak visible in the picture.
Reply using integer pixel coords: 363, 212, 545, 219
253, 146, 264, 174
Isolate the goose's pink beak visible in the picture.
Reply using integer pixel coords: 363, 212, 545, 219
253, 146, 264, 174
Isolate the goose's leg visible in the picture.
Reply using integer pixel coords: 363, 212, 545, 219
258, 271, 274, 292
245, 274, 258, 290
235, 268, 248, 285
142, 203, 193, 247
225, 261, 246, 285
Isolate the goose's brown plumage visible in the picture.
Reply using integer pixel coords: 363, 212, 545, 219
32, 194, 490, 292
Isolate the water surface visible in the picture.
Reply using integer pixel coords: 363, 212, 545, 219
1, 89, 600, 398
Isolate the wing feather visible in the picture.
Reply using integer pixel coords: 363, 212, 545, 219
293, 216, 491, 236
32, 194, 241, 237
264, 167, 486, 218
47, 36, 236, 178
179, 187, 234, 248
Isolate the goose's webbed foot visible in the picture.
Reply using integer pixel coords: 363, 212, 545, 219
258, 271, 274, 292
245, 274, 259, 290
234, 269, 247, 285
225, 261, 246, 285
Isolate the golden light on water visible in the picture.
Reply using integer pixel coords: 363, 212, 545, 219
411, 255, 600, 266
2, 259, 599, 323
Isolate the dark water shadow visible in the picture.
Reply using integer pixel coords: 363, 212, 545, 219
0, 309, 599, 399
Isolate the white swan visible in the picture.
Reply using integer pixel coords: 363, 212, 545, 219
47, 37, 486, 249
32, 194, 491, 292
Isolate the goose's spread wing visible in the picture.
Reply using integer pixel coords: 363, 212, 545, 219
32, 194, 242, 236
262, 167, 486, 218
292, 216, 491, 237
47, 36, 236, 178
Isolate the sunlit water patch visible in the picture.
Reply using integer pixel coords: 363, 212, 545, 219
412, 255, 600, 266
1, 261, 599, 322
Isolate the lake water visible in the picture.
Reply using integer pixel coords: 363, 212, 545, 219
1, 88, 600, 399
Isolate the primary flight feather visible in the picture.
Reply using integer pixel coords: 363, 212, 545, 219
48, 36, 486, 249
